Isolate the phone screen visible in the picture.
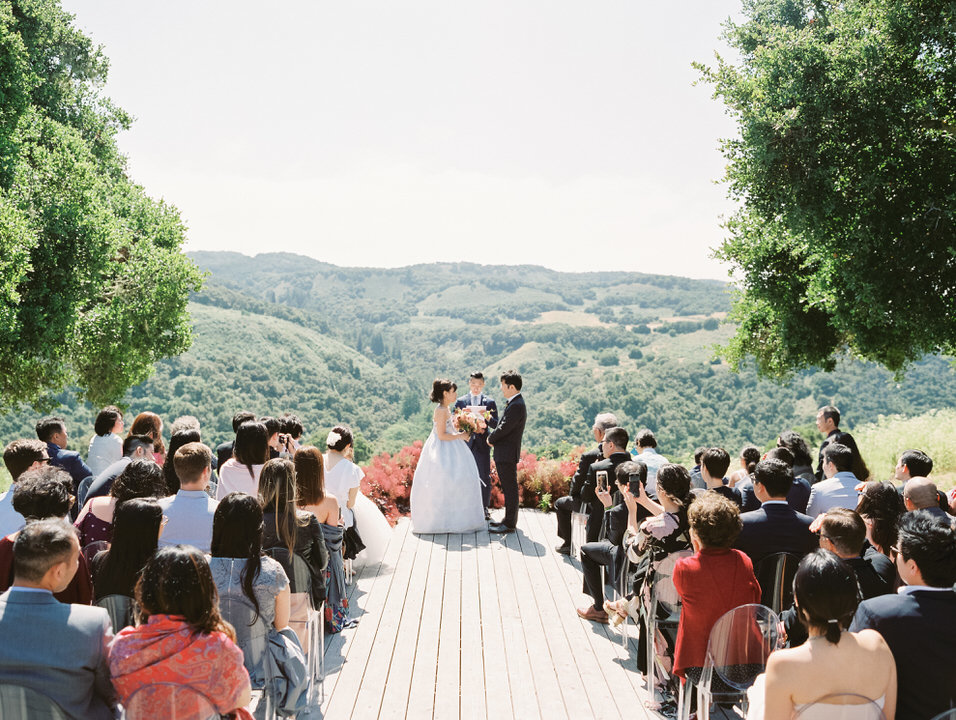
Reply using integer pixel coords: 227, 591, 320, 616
596, 470, 608, 493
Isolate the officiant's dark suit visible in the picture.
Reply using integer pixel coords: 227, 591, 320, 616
487, 392, 526, 530
454, 392, 498, 509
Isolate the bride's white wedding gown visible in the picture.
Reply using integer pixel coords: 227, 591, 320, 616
410, 418, 486, 534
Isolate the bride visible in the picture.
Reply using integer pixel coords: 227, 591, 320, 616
410, 378, 487, 534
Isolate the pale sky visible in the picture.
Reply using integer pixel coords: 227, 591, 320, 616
63, 1, 743, 279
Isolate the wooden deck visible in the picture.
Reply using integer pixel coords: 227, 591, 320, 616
319, 509, 662, 720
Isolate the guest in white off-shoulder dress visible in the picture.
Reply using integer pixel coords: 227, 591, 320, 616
410, 379, 486, 534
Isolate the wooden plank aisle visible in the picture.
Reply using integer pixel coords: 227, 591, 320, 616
405, 532, 449, 717
434, 532, 464, 718
474, 526, 513, 720
459, 530, 488, 720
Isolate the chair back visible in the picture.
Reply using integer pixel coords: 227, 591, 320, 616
265, 547, 312, 596
0, 684, 68, 720
755, 552, 801, 614
795, 693, 887, 719
570, 507, 588, 560
96, 594, 135, 632
266, 547, 318, 655
218, 593, 269, 678
705, 603, 781, 692
82, 540, 110, 566
123, 681, 218, 720
929, 711, 956, 720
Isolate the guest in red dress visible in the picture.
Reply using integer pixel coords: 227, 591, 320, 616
109, 545, 253, 720
673, 492, 760, 681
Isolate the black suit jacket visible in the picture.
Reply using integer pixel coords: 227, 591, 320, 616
581, 452, 632, 506
735, 502, 818, 565
569, 445, 603, 499
605, 502, 629, 546
851, 588, 956, 719
454, 393, 499, 455
487, 394, 526, 464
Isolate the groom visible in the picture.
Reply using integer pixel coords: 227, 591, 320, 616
454, 371, 499, 519
487, 369, 526, 534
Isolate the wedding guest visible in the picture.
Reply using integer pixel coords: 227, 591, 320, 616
168, 414, 200, 436
210, 493, 290, 681
738, 447, 811, 513
259, 458, 328, 608
0, 466, 93, 604
0, 519, 117, 720
776, 430, 816, 485
216, 410, 256, 469
324, 425, 363, 531
554, 412, 617, 554
217, 420, 269, 499
850, 511, 956, 719
807, 443, 861, 516
856, 480, 905, 557
634, 429, 668, 497
109, 546, 253, 719
747, 550, 896, 719
728, 445, 760, 487
689, 446, 707, 490
90, 498, 162, 604
814, 405, 865, 483
294, 445, 339, 525
673, 493, 760, 684
278, 413, 306, 456
36, 415, 92, 496
0, 438, 48, 537
128, 411, 166, 466
578, 426, 632, 543
162, 428, 202, 494
81, 434, 154, 503
75, 458, 166, 547
901, 477, 952, 523
260, 415, 282, 459
701, 447, 741, 508
158, 443, 218, 553
87, 406, 124, 477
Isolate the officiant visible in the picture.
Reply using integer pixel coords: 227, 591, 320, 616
455, 371, 499, 520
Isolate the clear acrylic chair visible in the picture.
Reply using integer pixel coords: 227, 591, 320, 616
794, 693, 887, 719
123, 682, 218, 720
218, 593, 273, 719
640, 547, 693, 697
0, 683, 68, 720
570, 503, 589, 560
95, 594, 135, 632
82, 540, 110, 566
755, 552, 801, 615
930, 710, 956, 720
678, 603, 782, 720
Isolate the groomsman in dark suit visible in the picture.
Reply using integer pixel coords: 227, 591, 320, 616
455, 372, 499, 519
487, 370, 526, 534
850, 511, 956, 719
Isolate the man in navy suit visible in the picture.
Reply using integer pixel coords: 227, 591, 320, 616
487, 370, 526, 534
735, 458, 817, 566
851, 511, 956, 719
35, 416, 92, 501
0, 518, 117, 719
454, 371, 498, 519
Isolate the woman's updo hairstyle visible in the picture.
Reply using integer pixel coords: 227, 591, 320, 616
740, 445, 761, 475
429, 378, 457, 404
793, 549, 861, 644
326, 425, 353, 452
656, 463, 694, 507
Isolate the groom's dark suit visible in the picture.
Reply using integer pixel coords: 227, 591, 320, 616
454, 392, 499, 509
487, 393, 526, 528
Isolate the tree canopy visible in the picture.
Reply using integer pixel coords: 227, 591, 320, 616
0, 0, 203, 410
699, 0, 956, 376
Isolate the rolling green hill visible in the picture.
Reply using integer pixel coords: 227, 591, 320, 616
3, 252, 956, 468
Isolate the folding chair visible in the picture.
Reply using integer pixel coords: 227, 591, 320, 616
0, 683, 68, 720
122, 682, 218, 720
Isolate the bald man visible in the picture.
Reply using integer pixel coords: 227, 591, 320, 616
902, 478, 953, 524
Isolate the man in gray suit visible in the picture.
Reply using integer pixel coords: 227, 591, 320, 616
0, 519, 117, 719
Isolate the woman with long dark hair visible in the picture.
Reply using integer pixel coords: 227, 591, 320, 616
74, 459, 167, 547
218, 421, 270, 499
90, 498, 163, 602
108, 546, 253, 719
856, 480, 906, 558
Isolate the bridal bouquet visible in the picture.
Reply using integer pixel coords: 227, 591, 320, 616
453, 408, 488, 434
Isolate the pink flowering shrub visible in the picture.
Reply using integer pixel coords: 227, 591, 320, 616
362, 442, 584, 524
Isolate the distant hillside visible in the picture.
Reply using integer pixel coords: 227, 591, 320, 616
2, 252, 956, 464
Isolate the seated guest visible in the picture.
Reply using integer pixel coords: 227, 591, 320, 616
856, 480, 905, 558
260, 458, 328, 609
90, 498, 163, 604
634, 429, 668, 497
728, 445, 760, 488
217, 420, 270, 499
87, 406, 124, 478
162, 428, 202, 495
82, 434, 155, 504
36, 415, 92, 497
0, 439, 48, 537
109, 546, 253, 719
735, 459, 817, 566
806, 443, 859, 516
673, 493, 760, 686
554, 412, 617, 554
700, 447, 741, 508
0, 466, 93, 604
893, 448, 949, 514
278, 412, 306, 456
0, 519, 117, 719
782, 508, 895, 646
127, 411, 166, 466
210, 493, 290, 681
261, 416, 283, 459
689, 446, 707, 490
776, 431, 815, 485
576, 461, 647, 624
747, 550, 896, 719
739, 447, 812, 513
579, 426, 632, 543
901, 477, 952, 523
158, 442, 218, 553
850, 511, 956, 719
216, 410, 256, 470
75, 459, 167, 547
